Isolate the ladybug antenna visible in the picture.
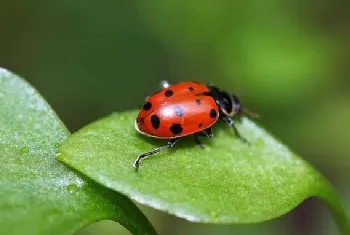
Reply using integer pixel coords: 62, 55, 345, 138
232, 93, 259, 118
243, 108, 259, 119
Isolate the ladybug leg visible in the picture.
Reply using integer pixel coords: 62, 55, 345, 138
193, 128, 213, 148
193, 134, 205, 148
133, 138, 179, 171
222, 116, 250, 145
196, 128, 213, 138
203, 128, 214, 138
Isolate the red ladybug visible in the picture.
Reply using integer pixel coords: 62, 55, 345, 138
134, 80, 254, 170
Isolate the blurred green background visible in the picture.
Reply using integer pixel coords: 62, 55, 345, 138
1, 0, 349, 234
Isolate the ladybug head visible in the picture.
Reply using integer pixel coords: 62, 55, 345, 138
207, 85, 258, 118
219, 91, 243, 117
207, 85, 241, 117
226, 92, 259, 118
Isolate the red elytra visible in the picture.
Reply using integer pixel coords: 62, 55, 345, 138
133, 81, 252, 171
141, 81, 210, 111
136, 93, 219, 138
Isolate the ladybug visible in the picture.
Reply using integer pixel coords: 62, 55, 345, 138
134, 80, 255, 170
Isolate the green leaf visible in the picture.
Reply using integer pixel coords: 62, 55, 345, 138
0, 68, 157, 235
58, 110, 350, 234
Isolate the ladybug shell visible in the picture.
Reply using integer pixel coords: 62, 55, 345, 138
139, 81, 210, 118
136, 93, 219, 139
146, 81, 209, 105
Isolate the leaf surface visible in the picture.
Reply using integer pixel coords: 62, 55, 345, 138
58, 109, 349, 234
0, 68, 157, 235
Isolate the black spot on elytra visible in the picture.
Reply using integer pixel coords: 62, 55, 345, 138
188, 87, 194, 91
170, 123, 183, 135
173, 105, 184, 117
165, 89, 174, 97
210, 109, 217, 118
143, 102, 152, 111
195, 99, 201, 105
151, 115, 160, 129
198, 123, 203, 128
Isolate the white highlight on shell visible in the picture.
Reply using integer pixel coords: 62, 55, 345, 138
160, 80, 170, 89
160, 106, 173, 118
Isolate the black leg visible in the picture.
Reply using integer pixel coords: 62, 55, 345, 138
193, 134, 205, 148
203, 128, 214, 138
193, 128, 213, 148
196, 128, 214, 138
222, 116, 249, 144
133, 138, 179, 171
